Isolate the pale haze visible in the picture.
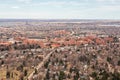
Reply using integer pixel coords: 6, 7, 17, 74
0, 0, 120, 19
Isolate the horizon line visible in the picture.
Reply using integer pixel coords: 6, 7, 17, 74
0, 18, 120, 20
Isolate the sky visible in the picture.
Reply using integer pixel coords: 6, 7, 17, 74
0, 0, 120, 19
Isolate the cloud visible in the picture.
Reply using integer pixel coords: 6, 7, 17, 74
17, 0, 32, 3
98, 5, 120, 11
96, 0, 120, 3
11, 6, 20, 9
28, 1, 87, 7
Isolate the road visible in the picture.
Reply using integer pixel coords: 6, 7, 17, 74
27, 43, 111, 80
27, 49, 55, 80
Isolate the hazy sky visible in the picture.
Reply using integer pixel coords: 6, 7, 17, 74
0, 0, 120, 19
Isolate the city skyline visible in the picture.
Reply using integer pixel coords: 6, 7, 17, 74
0, 0, 120, 19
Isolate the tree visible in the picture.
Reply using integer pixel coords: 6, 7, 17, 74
45, 70, 50, 80
44, 61, 49, 68
11, 72, 13, 78
59, 71, 66, 80
34, 68, 38, 75
59, 59, 64, 65
74, 71, 79, 80
90, 72, 97, 78
1, 60, 4, 65
112, 71, 120, 80
17, 64, 23, 72
117, 60, 120, 66
113, 37, 119, 42
79, 55, 89, 63
24, 69, 28, 76
6, 71, 10, 79
19, 73, 24, 80
107, 57, 112, 63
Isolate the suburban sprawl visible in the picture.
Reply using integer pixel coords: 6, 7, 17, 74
0, 19, 120, 80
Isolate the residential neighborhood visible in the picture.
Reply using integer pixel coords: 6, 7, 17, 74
0, 20, 120, 80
